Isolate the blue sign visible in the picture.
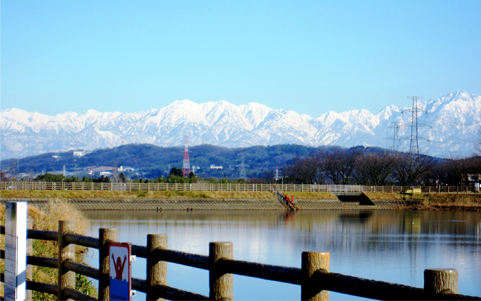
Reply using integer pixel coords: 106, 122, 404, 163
109, 243, 131, 301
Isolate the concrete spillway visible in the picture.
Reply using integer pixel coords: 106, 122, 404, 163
333, 192, 375, 205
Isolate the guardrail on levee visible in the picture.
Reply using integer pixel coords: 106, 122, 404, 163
1, 221, 480, 301
1, 181, 479, 194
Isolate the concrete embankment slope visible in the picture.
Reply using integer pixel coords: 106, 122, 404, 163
3, 190, 460, 210
1, 197, 412, 210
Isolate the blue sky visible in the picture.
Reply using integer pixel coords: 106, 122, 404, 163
2, 0, 480, 117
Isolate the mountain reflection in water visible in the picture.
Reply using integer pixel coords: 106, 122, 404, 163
84, 210, 481, 301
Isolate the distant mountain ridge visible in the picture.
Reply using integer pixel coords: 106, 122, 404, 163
1, 91, 480, 159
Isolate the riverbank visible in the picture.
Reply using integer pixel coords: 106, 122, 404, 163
2, 191, 480, 211
0, 197, 409, 211
0, 190, 337, 200
395, 193, 481, 211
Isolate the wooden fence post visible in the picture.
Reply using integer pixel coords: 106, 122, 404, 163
147, 234, 168, 301
424, 269, 458, 299
58, 220, 76, 300
99, 228, 118, 300
301, 252, 330, 301
26, 219, 33, 301
209, 242, 233, 301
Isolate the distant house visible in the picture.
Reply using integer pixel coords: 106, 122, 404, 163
99, 171, 111, 176
73, 150, 86, 157
210, 165, 223, 170
119, 166, 134, 172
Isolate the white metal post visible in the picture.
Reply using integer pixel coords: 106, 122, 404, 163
5, 201, 28, 301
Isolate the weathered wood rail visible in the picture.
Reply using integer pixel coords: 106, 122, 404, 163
1, 181, 479, 194
1, 222, 480, 300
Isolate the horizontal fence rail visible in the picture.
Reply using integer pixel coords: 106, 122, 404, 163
1, 224, 480, 301
1, 181, 480, 194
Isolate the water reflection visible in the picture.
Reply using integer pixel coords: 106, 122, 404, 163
84, 210, 481, 300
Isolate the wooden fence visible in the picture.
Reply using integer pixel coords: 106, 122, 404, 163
1, 181, 479, 194
1, 221, 480, 300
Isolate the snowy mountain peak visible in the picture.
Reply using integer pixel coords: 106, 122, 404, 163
1, 91, 480, 160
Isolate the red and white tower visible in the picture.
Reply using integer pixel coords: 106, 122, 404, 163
182, 135, 191, 177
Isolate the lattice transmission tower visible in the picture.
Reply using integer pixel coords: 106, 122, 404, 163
182, 135, 191, 177
407, 96, 422, 155
385, 121, 406, 152
402, 96, 432, 156
238, 152, 247, 180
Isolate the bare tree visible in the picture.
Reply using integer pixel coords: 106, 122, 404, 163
353, 152, 396, 185
318, 147, 363, 184
0, 171, 8, 181
444, 158, 471, 186
392, 154, 433, 186
423, 156, 481, 186
284, 155, 323, 184
421, 159, 444, 186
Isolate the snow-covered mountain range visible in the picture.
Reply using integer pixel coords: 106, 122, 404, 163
1, 91, 480, 160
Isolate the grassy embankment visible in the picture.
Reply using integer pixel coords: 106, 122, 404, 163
0, 200, 96, 300
1, 190, 337, 200
407, 193, 481, 211
2, 190, 480, 210
365, 192, 481, 211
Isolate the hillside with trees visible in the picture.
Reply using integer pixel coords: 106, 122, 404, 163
2, 143, 480, 186
0, 143, 319, 180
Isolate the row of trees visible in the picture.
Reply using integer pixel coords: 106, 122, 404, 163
34, 173, 118, 183
283, 147, 481, 186
29, 168, 250, 185
130, 168, 248, 184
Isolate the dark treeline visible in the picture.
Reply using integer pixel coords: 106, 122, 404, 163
31, 167, 249, 185
283, 146, 481, 186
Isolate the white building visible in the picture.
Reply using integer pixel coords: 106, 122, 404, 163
73, 150, 86, 157
119, 166, 134, 172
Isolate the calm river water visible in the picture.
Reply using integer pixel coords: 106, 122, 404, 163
84, 210, 481, 300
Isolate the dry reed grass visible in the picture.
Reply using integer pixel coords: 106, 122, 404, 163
363, 192, 403, 201
2, 190, 279, 199
0, 200, 94, 299
422, 193, 481, 205
280, 192, 338, 200
29, 199, 89, 233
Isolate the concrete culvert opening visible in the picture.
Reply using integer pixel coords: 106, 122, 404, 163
336, 193, 375, 205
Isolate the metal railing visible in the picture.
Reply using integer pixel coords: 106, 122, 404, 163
1, 222, 480, 300
1, 181, 479, 194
